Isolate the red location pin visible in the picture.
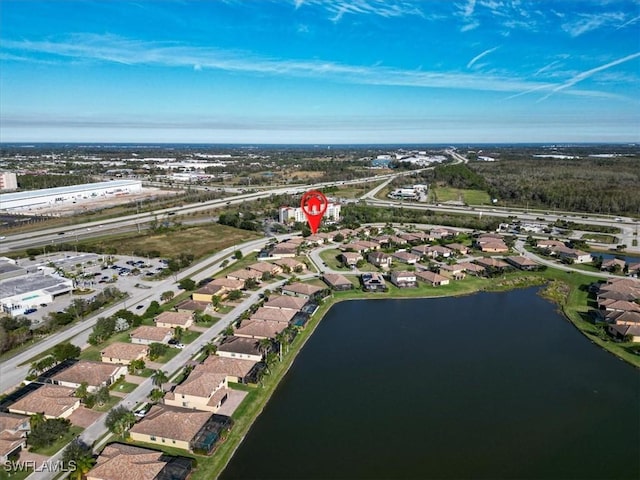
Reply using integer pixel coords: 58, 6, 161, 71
300, 190, 328, 234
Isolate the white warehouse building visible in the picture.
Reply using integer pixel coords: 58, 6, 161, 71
0, 180, 143, 213
279, 203, 341, 224
0, 271, 74, 317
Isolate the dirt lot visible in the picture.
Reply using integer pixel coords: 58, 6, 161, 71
30, 188, 179, 216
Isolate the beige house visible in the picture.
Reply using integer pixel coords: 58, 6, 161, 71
51, 361, 127, 393
200, 356, 258, 384
340, 251, 363, 266
227, 269, 262, 282
235, 319, 287, 339
390, 271, 417, 288
155, 311, 194, 329
100, 342, 149, 365
8, 385, 80, 419
87, 443, 173, 480
368, 251, 392, 269
416, 270, 450, 286
251, 307, 297, 323
0, 413, 30, 462
217, 336, 263, 361
248, 262, 282, 276
130, 326, 172, 345
272, 257, 307, 272
192, 283, 226, 303
281, 282, 324, 299
164, 366, 228, 412
129, 405, 213, 452
263, 295, 307, 311
391, 251, 419, 265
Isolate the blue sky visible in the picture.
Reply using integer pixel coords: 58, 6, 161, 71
1, 0, 639, 144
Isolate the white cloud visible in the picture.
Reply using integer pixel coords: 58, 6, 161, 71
562, 12, 627, 37
467, 46, 500, 69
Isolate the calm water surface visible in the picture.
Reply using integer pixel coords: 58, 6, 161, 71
221, 288, 639, 479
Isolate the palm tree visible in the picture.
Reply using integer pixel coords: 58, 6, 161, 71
257, 338, 272, 357
151, 369, 169, 387
202, 342, 217, 356
29, 412, 45, 431
149, 388, 164, 403
173, 326, 184, 342
62, 439, 95, 480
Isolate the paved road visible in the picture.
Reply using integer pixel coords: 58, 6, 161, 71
0, 236, 278, 394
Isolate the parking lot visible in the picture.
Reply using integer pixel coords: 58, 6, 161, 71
14, 251, 174, 325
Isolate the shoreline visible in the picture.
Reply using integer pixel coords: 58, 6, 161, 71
207, 269, 637, 479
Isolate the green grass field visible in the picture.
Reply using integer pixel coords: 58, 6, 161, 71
429, 187, 491, 205
78, 223, 260, 259
581, 233, 619, 244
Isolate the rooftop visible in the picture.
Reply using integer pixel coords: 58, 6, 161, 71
87, 443, 166, 480
217, 337, 261, 356
201, 356, 257, 378
155, 311, 193, 326
130, 326, 172, 342
0, 180, 141, 202
130, 405, 212, 443
100, 342, 149, 361
263, 295, 307, 310
0, 273, 73, 300
51, 360, 122, 387
174, 366, 226, 398
9, 385, 78, 417
251, 307, 297, 323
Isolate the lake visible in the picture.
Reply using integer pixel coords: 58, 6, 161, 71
221, 288, 640, 479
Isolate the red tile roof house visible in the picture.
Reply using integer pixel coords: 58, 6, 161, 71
410, 244, 431, 258
536, 239, 566, 251
248, 262, 283, 276
216, 336, 263, 362
263, 295, 308, 311
555, 246, 592, 264
600, 258, 626, 272
430, 227, 459, 239
281, 282, 325, 299
209, 277, 245, 291
235, 319, 287, 339
607, 324, 640, 342
416, 270, 450, 286
437, 263, 466, 280
270, 244, 297, 258
603, 310, 640, 326
390, 271, 417, 288
457, 262, 486, 275
627, 262, 640, 276
51, 361, 127, 393
250, 307, 297, 324
340, 251, 363, 266
164, 364, 229, 413
323, 273, 354, 291
201, 355, 259, 384
368, 251, 392, 269
0, 413, 30, 463
129, 405, 215, 452
101, 342, 149, 365
86, 443, 191, 480
192, 282, 226, 303
8, 385, 80, 419
130, 326, 173, 345
272, 258, 307, 272
391, 251, 419, 265
340, 243, 368, 254
227, 268, 262, 282
446, 243, 469, 255
398, 233, 422, 244
505, 256, 539, 271
356, 240, 381, 251
175, 299, 210, 314
426, 245, 454, 259
154, 311, 194, 330
474, 257, 511, 270
387, 235, 408, 246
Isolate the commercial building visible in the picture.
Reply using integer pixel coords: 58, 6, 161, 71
0, 271, 74, 316
278, 203, 340, 224
0, 180, 143, 212
0, 172, 18, 191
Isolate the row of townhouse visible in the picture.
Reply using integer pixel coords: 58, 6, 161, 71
595, 278, 640, 342
536, 239, 593, 264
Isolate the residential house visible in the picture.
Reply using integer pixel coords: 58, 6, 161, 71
425, 245, 453, 258
446, 243, 469, 255
355, 240, 381, 251
416, 270, 450, 286
235, 319, 287, 339
398, 233, 422, 245
0, 413, 30, 462
390, 271, 417, 288
250, 307, 297, 324
164, 365, 228, 412
270, 244, 298, 258
368, 251, 392, 269
8, 385, 80, 419
437, 263, 465, 280
272, 258, 307, 272
536, 239, 566, 251
208, 277, 245, 292
340, 252, 363, 267
192, 283, 226, 303
601, 258, 626, 272
474, 257, 511, 271
281, 282, 325, 299
340, 243, 368, 254
51, 361, 127, 393
410, 245, 431, 257
175, 299, 210, 314
361, 272, 388, 292
431, 227, 458, 239
155, 311, 194, 330
323, 273, 354, 291
607, 324, 640, 342
129, 405, 214, 452
505, 256, 539, 271
263, 295, 307, 311
87, 443, 193, 480
216, 336, 263, 362
457, 262, 485, 275
227, 269, 262, 283
201, 355, 259, 384
387, 235, 408, 246
391, 251, 419, 265
130, 326, 173, 345
556, 247, 592, 264
100, 342, 149, 365
248, 262, 282, 276
627, 263, 640, 276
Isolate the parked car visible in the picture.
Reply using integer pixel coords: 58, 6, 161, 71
24, 308, 37, 314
